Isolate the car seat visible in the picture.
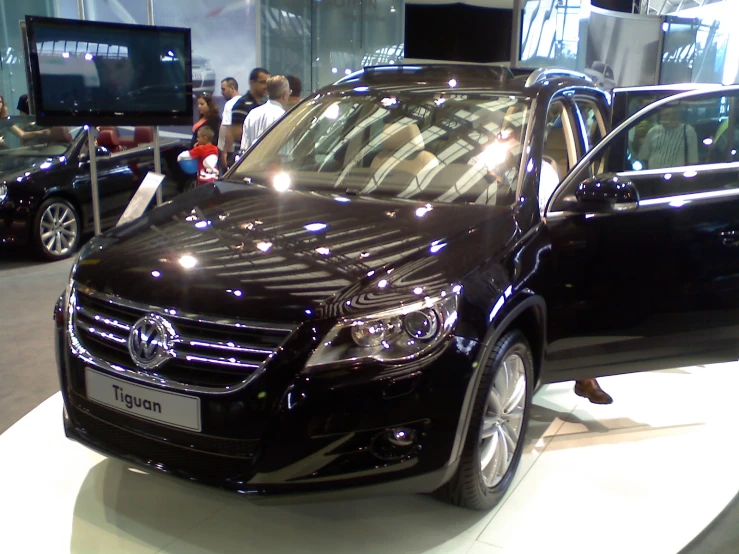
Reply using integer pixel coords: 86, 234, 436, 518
97, 129, 125, 153
370, 123, 438, 176
134, 127, 154, 146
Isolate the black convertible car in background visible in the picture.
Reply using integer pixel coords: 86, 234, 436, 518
0, 125, 192, 260
55, 65, 739, 510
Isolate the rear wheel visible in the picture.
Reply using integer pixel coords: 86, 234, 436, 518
33, 198, 81, 261
435, 329, 533, 510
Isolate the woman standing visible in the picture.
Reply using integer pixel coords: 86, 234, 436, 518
191, 93, 220, 149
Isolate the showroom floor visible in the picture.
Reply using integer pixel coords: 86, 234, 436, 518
1, 247, 738, 554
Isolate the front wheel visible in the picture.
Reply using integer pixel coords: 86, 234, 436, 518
434, 329, 534, 510
33, 198, 81, 261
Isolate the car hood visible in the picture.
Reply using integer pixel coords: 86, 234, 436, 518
74, 183, 520, 323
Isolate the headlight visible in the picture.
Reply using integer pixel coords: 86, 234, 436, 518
305, 292, 459, 371
0, 184, 7, 203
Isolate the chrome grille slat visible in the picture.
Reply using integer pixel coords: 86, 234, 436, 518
177, 353, 261, 370
71, 286, 295, 389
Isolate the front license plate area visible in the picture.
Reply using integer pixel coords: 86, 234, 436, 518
85, 368, 201, 432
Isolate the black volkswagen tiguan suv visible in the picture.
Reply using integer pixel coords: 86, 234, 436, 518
55, 65, 739, 509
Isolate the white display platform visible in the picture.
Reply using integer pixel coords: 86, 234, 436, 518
1, 364, 738, 554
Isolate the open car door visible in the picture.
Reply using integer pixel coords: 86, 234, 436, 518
542, 85, 739, 382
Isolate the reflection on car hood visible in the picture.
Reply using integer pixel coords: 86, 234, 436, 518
74, 183, 519, 323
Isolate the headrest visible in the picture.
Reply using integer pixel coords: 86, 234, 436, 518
134, 126, 154, 144
49, 127, 72, 143
382, 123, 424, 151
98, 130, 120, 148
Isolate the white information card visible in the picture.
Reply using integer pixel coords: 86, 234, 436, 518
117, 171, 166, 227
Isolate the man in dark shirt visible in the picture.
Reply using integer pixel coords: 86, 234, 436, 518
224, 67, 269, 169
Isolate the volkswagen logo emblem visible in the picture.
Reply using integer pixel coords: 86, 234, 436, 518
128, 314, 176, 369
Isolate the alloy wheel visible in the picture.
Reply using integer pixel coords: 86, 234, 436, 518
39, 202, 79, 257
478, 352, 527, 487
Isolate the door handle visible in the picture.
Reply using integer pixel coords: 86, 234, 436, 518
719, 230, 739, 246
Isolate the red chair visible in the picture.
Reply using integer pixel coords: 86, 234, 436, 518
133, 127, 154, 146
97, 129, 124, 153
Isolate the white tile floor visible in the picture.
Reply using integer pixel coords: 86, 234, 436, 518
1, 364, 737, 554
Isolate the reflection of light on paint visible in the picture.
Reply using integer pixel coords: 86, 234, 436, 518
353, 86, 369, 92
233, 290, 243, 297
703, 138, 713, 146
585, 213, 596, 219
413, 287, 424, 295
435, 97, 446, 106
664, 173, 672, 180
448, 78, 457, 88
315, 247, 331, 256
378, 279, 388, 288
334, 196, 350, 203
344, 68, 352, 75
632, 160, 643, 171
669, 199, 689, 208
324, 103, 340, 119
367, 270, 375, 277
430, 241, 446, 254
179, 255, 197, 269
452, 284, 462, 294
151, 271, 161, 278
684, 171, 697, 178
40, 162, 52, 170
273, 172, 291, 192
256, 241, 272, 252
381, 97, 398, 107
415, 204, 433, 218
195, 221, 209, 229
526, 159, 534, 173
304, 222, 327, 232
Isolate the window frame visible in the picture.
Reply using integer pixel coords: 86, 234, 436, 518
547, 84, 739, 214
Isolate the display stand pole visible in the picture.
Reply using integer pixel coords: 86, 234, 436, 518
154, 126, 163, 206
88, 126, 102, 236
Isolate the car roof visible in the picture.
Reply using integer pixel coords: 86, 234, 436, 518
328, 64, 595, 96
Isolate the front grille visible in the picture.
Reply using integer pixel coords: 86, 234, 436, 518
72, 287, 295, 389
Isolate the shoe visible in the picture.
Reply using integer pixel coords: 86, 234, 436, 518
574, 379, 613, 405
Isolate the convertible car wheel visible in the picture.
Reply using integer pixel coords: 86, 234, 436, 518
33, 198, 81, 261
435, 329, 533, 510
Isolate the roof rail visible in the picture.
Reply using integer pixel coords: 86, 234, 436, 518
524, 67, 592, 88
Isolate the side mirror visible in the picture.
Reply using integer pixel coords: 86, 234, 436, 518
80, 146, 111, 164
575, 174, 639, 211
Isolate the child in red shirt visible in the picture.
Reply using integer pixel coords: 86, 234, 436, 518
187, 126, 219, 185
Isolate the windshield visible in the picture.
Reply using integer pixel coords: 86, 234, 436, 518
0, 117, 82, 166
232, 92, 529, 205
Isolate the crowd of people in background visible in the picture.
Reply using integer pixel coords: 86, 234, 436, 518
187, 67, 302, 181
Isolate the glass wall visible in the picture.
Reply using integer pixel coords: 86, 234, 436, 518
0, 0, 57, 114
0, 0, 403, 116
262, 0, 404, 92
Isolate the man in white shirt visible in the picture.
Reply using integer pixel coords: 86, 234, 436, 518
240, 75, 290, 152
638, 106, 698, 169
218, 78, 242, 168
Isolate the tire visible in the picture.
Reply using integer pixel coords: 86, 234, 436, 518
33, 198, 81, 261
434, 329, 534, 510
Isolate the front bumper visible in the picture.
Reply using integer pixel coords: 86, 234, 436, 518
55, 300, 481, 499
0, 203, 30, 245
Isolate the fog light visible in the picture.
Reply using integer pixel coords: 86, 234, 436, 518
388, 428, 416, 447
371, 427, 418, 461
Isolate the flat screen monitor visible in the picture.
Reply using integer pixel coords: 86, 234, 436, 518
25, 16, 193, 126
